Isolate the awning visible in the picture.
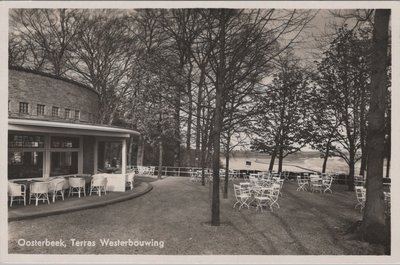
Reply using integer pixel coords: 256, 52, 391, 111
8, 118, 140, 138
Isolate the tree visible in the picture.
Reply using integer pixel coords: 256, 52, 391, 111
251, 56, 312, 172
10, 9, 80, 76
201, 9, 314, 225
67, 10, 134, 125
317, 26, 371, 191
308, 72, 343, 173
361, 9, 390, 245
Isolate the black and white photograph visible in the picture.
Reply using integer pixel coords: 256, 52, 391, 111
1, 1, 398, 264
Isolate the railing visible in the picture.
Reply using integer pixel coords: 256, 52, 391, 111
128, 166, 263, 178
127, 165, 390, 186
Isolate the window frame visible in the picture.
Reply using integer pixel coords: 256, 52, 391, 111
37, 104, 45, 116
74, 110, 80, 120
52, 106, 59, 117
64, 108, 71, 119
19, 102, 29, 114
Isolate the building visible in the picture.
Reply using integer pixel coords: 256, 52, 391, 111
7, 67, 139, 192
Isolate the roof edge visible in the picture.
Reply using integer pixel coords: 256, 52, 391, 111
9, 66, 100, 97
8, 118, 140, 136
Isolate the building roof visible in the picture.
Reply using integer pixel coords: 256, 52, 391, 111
8, 118, 139, 138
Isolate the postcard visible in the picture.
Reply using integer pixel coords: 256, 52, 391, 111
1, 1, 399, 264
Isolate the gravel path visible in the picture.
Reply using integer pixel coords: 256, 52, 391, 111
8, 177, 386, 255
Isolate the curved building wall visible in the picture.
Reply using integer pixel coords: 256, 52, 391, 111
8, 69, 99, 124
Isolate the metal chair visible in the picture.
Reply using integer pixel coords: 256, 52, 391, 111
310, 174, 323, 193
68, 177, 86, 198
233, 184, 251, 210
254, 187, 272, 212
355, 186, 366, 212
90, 175, 107, 196
29, 182, 50, 206
266, 183, 281, 211
297, 176, 308, 191
322, 177, 333, 193
8, 182, 26, 207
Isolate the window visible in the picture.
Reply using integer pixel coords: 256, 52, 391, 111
51, 136, 80, 148
8, 134, 45, 148
8, 151, 44, 179
52, 106, 59, 117
19, 102, 29, 114
74, 110, 80, 120
50, 152, 78, 176
37, 104, 45, 116
64, 109, 71, 119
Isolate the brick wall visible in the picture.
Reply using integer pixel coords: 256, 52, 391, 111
9, 69, 99, 124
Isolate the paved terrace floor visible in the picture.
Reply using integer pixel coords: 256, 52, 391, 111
8, 177, 387, 255
8, 177, 153, 221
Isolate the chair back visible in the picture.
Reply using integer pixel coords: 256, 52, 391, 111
355, 186, 366, 201
92, 176, 107, 186
239, 182, 250, 189
8, 182, 24, 196
322, 177, 332, 186
234, 184, 241, 198
49, 178, 66, 192
310, 174, 321, 183
297, 175, 302, 184
69, 177, 85, 188
126, 172, 135, 182
270, 183, 281, 197
30, 182, 49, 194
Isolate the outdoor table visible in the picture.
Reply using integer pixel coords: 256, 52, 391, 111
12, 179, 45, 203
309, 177, 323, 192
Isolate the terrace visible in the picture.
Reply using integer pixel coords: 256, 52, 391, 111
8, 176, 389, 255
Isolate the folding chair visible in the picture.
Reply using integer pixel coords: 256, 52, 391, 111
233, 184, 251, 210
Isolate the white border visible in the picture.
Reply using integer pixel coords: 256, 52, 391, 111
1, 1, 399, 264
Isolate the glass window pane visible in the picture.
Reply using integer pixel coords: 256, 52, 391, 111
50, 152, 78, 176
97, 141, 122, 172
52, 106, 59, 117
19, 102, 29, 114
8, 151, 43, 179
8, 134, 45, 148
37, 104, 45, 116
51, 136, 80, 148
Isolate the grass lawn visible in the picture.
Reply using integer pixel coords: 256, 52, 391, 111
8, 176, 388, 255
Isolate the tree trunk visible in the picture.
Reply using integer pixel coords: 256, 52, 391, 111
211, 10, 227, 226
278, 145, 283, 173
321, 139, 331, 173
347, 149, 355, 191
269, 148, 277, 171
158, 140, 163, 179
195, 66, 205, 168
359, 80, 368, 175
128, 136, 134, 167
361, 9, 390, 245
224, 135, 230, 199
185, 62, 194, 166
173, 88, 181, 167
201, 130, 207, 186
136, 135, 145, 166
